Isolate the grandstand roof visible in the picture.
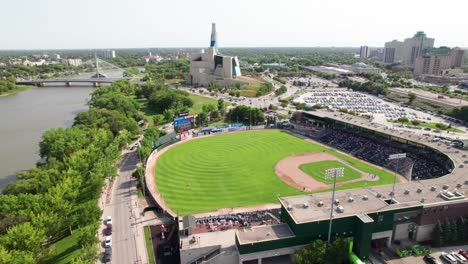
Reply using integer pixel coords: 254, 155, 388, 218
279, 189, 423, 224
289, 110, 468, 222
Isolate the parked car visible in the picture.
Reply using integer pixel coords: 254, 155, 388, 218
459, 250, 468, 260
105, 224, 112, 235
106, 216, 112, 225
441, 253, 457, 264
424, 255, 442, 264
451, 252, 467, 263
104, 247, 112, 262
104, 236, 112, 248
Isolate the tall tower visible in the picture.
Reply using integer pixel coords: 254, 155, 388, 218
210, 23, 217, 48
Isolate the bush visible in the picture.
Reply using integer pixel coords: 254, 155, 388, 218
275, 85, 287, 96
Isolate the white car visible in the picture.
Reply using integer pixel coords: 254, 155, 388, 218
104, 236, 112, 248
106, 216, 112, 225
441, 253, 457, 264
451, 252, 467, 263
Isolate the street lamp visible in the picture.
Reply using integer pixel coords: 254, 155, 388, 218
325, 167, 344, 248
388, 153, 406, 198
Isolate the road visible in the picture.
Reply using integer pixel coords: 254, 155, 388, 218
178, 73, 298, 114
99, 148, 148, 264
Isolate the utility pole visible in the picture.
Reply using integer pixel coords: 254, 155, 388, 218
388, 153, 406, 198
325, 167, 344, 252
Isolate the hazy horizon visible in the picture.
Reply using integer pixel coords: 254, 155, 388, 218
2, 0, 467, 50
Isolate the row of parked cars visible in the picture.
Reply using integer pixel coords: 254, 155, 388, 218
424, 250, 468, 264
104, 216, 113, 262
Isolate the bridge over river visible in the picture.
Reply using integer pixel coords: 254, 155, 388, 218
16, 56, 138, 87
17, 78, 120, 87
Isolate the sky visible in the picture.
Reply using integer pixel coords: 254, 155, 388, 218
1, 0, 467, 50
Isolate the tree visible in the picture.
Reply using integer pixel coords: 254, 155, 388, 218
0, 222, 46, 255
408, 92, 417, 104
197, 112, 208, 126
148, 89, 193, 115
217, 99, 226, 116
293, 240, 326, 264
328, 238, 349, 263
210, 110, 220, 120
153, 114, 164, 126
79, 224, 99, 247
411, 120, 420, 126
0, 246, 35, 264
202, 104, 217, 114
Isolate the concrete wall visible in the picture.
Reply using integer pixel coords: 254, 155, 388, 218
416, 224, 436, 242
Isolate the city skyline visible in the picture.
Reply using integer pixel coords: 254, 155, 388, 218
2, 0, 467, 50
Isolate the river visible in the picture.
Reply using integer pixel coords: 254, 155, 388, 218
0, 86, 94, 189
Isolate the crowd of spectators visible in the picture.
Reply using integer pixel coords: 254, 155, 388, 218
317, 128, 451, 180
193, 209, 281, 234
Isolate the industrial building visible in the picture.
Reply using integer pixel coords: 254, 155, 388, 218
187, 23, 243, 87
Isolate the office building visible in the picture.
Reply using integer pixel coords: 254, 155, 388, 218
383, 31, 434, 65
402, 31, 435, 66
450, 47, 465, 67
187, 23, 243, 87
359, 46, 370, 58
369, 49, 383, 60
383, 40, 404, 64
413, 47, 452, 76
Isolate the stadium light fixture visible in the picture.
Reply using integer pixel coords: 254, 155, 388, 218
388, 153, 406, 199
325, 167, 344, 249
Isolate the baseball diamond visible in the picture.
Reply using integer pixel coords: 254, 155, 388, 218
154, 130, 398, 215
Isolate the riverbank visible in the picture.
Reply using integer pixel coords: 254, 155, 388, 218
0, 85, 32, 96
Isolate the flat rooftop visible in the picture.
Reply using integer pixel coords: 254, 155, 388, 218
279, 189, 422, 224
236, 224, 295, 245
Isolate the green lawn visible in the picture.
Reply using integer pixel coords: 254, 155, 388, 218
188, 94, 218, 114
144, 226, 156, 264
43, 228, 84, 264
299, 160, 361, 184
155, 130, 396, 215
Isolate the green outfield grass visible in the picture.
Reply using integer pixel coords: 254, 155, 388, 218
299, 160, 361, 184
155, 130, 397, 215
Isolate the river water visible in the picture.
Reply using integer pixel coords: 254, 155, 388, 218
0, 86, 94, 189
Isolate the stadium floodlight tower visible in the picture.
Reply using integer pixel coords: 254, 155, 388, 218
325, 167, 344, 250
388, 153, 406, 198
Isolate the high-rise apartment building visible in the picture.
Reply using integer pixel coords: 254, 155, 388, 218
383, 31, 434, 65
103, 50, 116, 59
450, 47, 465, 67
402, 31, 435, 66
413, 47, 452, 76
359, 46, 369, 58
383, 40, 403, 64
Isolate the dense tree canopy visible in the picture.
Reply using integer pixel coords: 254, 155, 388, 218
148, 89, 193, 116
227, 105, 265, 125
0, 80, 149, 262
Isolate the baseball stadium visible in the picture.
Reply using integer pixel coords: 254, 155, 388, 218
145, 110, 468, 264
